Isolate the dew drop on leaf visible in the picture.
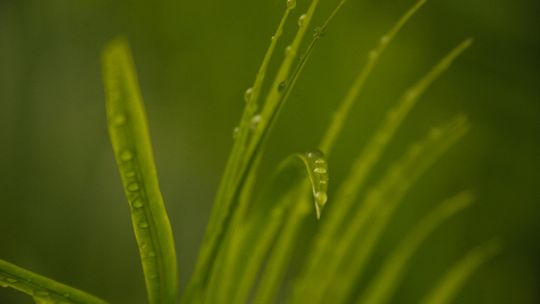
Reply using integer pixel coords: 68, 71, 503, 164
244, 87, 253, 102
287, 0, 296, 9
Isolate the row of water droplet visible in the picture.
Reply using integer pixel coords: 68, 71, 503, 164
111, 113, 158, 279
0, 274, 72, 303
305, 150, 329, 218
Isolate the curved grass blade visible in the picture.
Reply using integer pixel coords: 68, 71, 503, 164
421, 240, 501, 304
319, 0, 428, 155
251, 151, 329, 304
0, 259, 108, 304
186, 0, 322, 300
358, 192, 474, 304
102, 38, 178, 304
207, 150, 328, 304
327, 38, 472, 245
292, 115, 469, 304
184, 5, 296, 301
293, 39, 473, 303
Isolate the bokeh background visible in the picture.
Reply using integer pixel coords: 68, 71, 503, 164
1, 0, 538, 303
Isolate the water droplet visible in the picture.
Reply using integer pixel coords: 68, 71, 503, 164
305, 149, 329, 219
139, 221, 149, 229
120, 150, 133, 161
127, 182, 140, 192
286, 0, 296, 9
6, 278, 17, 283
314, 167, 327, 174
285, 45, 293, 55
232, 126, 240, 139
132, 200, 143, 208
315, 191, 328, 206
112, 114, 126, 126
368, 50, 378, 60
313, 26, 326, 38
278, 81, 287, 93
125, 170, 136, 178
380, 35, 389, 45
298, 14, 306, 27
251, 115, 261, 130
244, 87, 253, 102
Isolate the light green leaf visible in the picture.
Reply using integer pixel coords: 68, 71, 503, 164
293, 38, 472, 304
292, 114, 469, 304
101, 38, 178, 304
319, 0, 429, 155
0, 259, 108, 304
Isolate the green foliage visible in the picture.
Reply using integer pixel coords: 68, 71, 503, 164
0, 259, 107, 304
0, 0, 498, 303
101, 38, 178, 304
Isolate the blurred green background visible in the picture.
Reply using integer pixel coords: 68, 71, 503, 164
1, 0, 538, 303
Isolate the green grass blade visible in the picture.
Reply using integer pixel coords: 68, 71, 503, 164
184, 5, 296, 300
328, 38, 472, 239
101, 38, 178, 304
0, 259, 108, 304
421, 240, 501, 304
186, 0, 322, 299
207, 150, 328, 303
293, 39, 472, 302
250, 151, 328, 304
292, 115, 469, 304
319, 0, 428, 155
358, 192, 474, 304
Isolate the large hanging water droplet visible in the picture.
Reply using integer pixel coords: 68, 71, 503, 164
244, 87, 253, 102
287, 0, 296, 9
305, 149, 329, 219
298, 14, 306, 27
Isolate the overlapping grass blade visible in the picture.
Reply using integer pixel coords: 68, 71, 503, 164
102, 38, 178, 304
292, 114, 469, 304
0, 259, 108, 304
206, 150, 328, 303
293, 38, 472, 303
421, 240, 501, 304
252, 151, 328, 304
358, 192, 474, 304
186, 0, 322, 300
319, 0, 428, 155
